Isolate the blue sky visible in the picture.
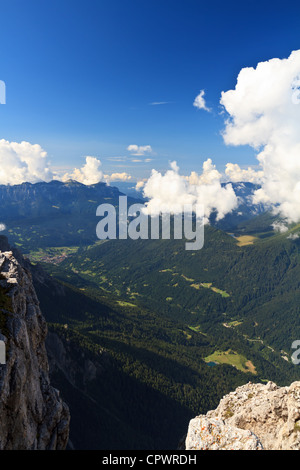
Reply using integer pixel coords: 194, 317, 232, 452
1, 0, 300, 180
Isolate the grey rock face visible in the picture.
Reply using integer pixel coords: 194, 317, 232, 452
186, 381, 300, 450
186, 416, 263, 450
0, 240, 70, 450
46, 330, 109, 390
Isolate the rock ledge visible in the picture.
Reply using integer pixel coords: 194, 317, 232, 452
186, 381, 300, 450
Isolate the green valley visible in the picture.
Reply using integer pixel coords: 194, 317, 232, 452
3, 182, 300, 449
26, 219, 300, 448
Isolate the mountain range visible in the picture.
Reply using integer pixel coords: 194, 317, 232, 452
0, 179, 268, 252
1, 179, 300, 449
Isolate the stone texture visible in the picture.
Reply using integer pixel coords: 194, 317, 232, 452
0, 238, 70, 450
186, 381, 300, 450
186, 416, 263, 450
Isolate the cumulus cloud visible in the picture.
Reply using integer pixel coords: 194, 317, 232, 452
62, 158, 133, 185
135, 180, 145, 191
186, 159, 223, 185
0, 143, 132, 187
142, 159, 238, 222
63, 156, 103, 185
221, 49, 300, 222
127, 144, 153, 156
0, 139, 53, 185
193, 90, 211, 112
105, 172, 132, 182
225, 163, 264, 184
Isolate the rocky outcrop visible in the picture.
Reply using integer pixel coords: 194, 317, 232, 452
186, 381, 300, 450
186, 416, 263, 450
0, 236, 70, 450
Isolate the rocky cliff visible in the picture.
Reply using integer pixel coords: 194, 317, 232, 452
0, 236, 70, 450
186, 381, 300, 450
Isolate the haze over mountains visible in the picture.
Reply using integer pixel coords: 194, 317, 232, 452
0, 179, 270, 251
0, 180, 138, 250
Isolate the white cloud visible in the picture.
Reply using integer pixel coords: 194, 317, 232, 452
142, 159, 238, 222
186, 159, 222, 185
135, 180, 145, 191
62, 158, 133, 185
105, 172, 132, 182
272, 222, 289, 233
221, 49, 300, 223
63, 156, 103, 185
106, 156, 128, 162
193, 90, 211, 112
225, 163, 264, 184
149, 101, 170, 106
0, 223, 6, 232
287, 233, 299, 240
0, 139, 52, 185
0, 144, 132, 187
130, 158, 153, 163
127, 144, 153, 156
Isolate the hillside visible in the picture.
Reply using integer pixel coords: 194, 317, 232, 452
26, 218, 300, 448
49, 224, 300, 351
31, 261, 257, 449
